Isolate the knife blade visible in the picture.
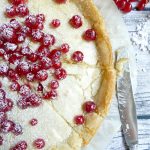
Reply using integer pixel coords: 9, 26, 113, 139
116, 59, 138, 149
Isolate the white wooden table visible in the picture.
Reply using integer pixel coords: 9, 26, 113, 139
107, 2, 150, 150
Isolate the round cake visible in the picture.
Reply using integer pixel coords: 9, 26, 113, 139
0, 0, 115, 149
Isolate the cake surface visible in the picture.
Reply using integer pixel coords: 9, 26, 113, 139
0, 0, 115, 149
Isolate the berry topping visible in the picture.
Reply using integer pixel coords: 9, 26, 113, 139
122, 2, 132, 13
10, 19, 21, 31
43, 90, 57, 100
72, 51, 84, 62
16, 4, 29, 17
37, 83, 43, 92
42, 34, 55, 47
4, 42, 18, 53
0, 136, 3, 145
55, 0, 67, 4
49, 49, 61, 60
60, 43, 70, 53
37, 45, 50, 59
26, 73, 34, 82
20, 45, 32, 56
5, 5, 17, 18
50, 80, 59, 89
35, 70, 48, 81
25, 15, 38, 29
7, 69, 19, 81
31, 29, 44, 42
115, 0, 127, 10
0, 120, 14, 133
136, 1, 146, 10
83, 29, 96, 41
74, 115, 85, 125
0, 89, 6, 100
51, 19, 61, 28
2, 98, 14, 112
0, 82, 2, 88
17, 97, 28, 109
27, 53, 38, 62
20, 46, 32, 56
69, 15, 82, 28
0, 48, 5, 57
0, 64, 9, 76
21, 25, 32, 36
12, 123, 23, 135
83, 101, 96, 113
10, 81, 20, 91
31, 63, 41, 74
16, 32, 26, 43
19, 84, 31, 96
10, 0, 27, 5
55, 68, 67, 80
52, 59, 62, 69
16, 61, 30, 75
11, 141, 28, 150
30, 118, 38, 126
0, 112, 7, 123
33, 138, 45, 149
1, 26, 16, 42
36, 14, 45, 23
40, 57, 52, 70
27, 93, 42, 107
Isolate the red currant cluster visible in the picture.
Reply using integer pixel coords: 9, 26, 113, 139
114, 0, 149, 13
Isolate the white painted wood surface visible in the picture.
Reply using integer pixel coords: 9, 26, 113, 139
107, 3, 150, 150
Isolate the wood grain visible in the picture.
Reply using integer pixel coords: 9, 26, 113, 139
107, 2, 150, 150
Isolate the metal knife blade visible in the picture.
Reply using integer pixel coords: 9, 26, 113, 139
116, 62, 138, 149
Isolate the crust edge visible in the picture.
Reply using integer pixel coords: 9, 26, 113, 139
70, 0, 116, 146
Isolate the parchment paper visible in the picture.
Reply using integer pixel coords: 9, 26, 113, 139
83, 0, 137, 149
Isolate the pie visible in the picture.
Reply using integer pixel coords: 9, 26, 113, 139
0, 0, 115, 149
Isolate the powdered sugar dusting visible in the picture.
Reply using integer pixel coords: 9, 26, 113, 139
130, 15, 150, 52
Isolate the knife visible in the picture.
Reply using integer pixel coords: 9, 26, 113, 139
116, 55, 138, 150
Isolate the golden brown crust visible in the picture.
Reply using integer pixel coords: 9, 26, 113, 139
69, 0, 116, 147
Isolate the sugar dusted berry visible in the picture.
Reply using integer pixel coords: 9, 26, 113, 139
16, 61, 30, 75
74, 115, 85, 125
0, 136, 3, 145
19, 84, 31, 96
42, 34, 55, 47
16, 4, 29, 17
43, 90, 57, 100
5, 5, 17, 18
55, 0, 67, 4
69, 15, 82, 29
60, 43, 70, 53
51, 19, 61, 28
27, 53, 38, 62
35, 70, 48, 81
1, 120, 14, 133
12, 123, 23, 135
83, 101, 96, 113
83, 29, 96, 41
30, 118, 38, 126
33, 138, 45, 149
55, 68, 67, 80
31, 63, 41, 74
10, 81, 20, 91
50, 80, 59, 89
25, 15, 38, 29
72, 51, 84, 62
11, 141, 28, 150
